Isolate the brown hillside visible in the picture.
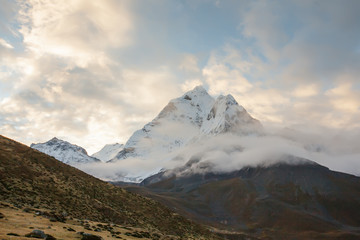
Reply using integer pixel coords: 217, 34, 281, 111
0, 135, 219, 239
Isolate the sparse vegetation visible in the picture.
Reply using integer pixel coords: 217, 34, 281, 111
0, 135, 219, 239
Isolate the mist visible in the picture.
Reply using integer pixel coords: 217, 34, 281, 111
75, 124, 360, 182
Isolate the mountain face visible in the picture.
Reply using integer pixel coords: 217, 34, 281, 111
91, 143, 124, 162
110, 86, 263, 162
126, 157, 360, 239
201, 94, 263, 136
31, 137, 100, 165
0, 135, 219, 239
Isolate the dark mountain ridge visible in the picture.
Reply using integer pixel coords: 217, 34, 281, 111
126, 156, 360, 239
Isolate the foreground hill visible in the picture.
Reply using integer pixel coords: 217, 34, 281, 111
126, 157, 360, 239
0, 135, 219, 239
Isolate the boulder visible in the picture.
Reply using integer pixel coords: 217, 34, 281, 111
81, 233, 103, 240
24, 230, 56, 239
25, 229, 46, 238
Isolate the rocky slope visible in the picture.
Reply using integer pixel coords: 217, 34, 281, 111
0, 135, 219, 239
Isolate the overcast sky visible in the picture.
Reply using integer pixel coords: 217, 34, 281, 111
0, 0, 359, 154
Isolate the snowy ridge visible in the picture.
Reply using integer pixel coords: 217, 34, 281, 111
110, 86, 263, 162
31, 137, 100, 165
201, 94, 263, 136
92, 143, 124, 162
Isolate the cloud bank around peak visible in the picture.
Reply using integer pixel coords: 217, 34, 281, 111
76, 130, 360, 182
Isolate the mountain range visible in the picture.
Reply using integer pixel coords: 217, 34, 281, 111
31, 137, 100, 166
30, 86, 264, 180
3, 86, 360, 239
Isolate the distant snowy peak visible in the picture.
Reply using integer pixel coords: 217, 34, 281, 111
201, 94, 264, 135
91, 143, 124, 162
31, 137, 100, 165
110, 86, 263, 162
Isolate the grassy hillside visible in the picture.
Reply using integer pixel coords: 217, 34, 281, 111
0, 135, 219, 239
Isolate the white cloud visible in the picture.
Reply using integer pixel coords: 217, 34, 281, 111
180, 79, 204, 92
77, 131, 360, 181
202, 55, 253, 96
0, 0, 186, 154
292, 84, 319, 98
178, 54, 200, 73
17, 0, 133, 67
0, 38, 13, 49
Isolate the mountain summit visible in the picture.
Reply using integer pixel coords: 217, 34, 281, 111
31, 137, 100, 165
110, 86, 263, 162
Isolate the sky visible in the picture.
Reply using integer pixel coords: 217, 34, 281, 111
0, 0, 360, 155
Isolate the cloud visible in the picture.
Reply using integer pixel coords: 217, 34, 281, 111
178, 54, 200, 73
75, 129, 360, 182
292, 84, 319, 98
120, 68, 181, 114
203, 54, 253, 96
198, 0, 360, 130
0, 38, 13, 49
0, 0, 185, 154
171, 130, 360, 176
180, 79, 204, 92
17, 0, 133, 67
0, 60, 182, 153
326, 82, 360, 113
239, 0, 360, 83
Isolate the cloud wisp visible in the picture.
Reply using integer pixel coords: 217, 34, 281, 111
74, 125, 360, 182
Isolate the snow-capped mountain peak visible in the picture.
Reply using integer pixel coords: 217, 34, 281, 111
31, 137, 100, 165
110, 86, 215, 162
92, 143, 124, 162
156, 85, 214, 124
110, 86, 263, 163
